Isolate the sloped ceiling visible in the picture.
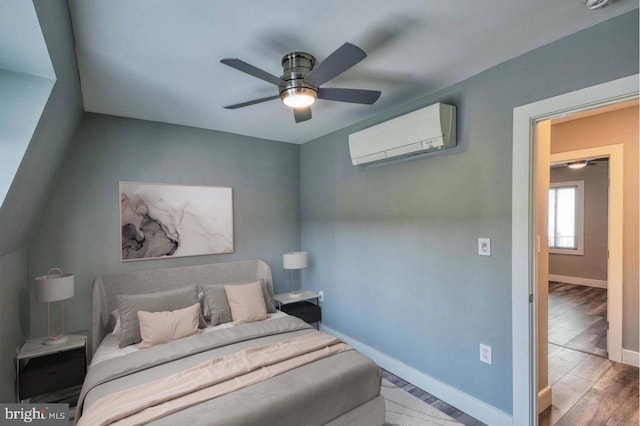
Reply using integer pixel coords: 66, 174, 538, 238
69, 0, 638, 144
0, 0, 54, 78
0, 0, 83, 255
0, 0, 55, 207
0, 70, 53, 206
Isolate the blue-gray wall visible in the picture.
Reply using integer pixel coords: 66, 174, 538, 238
0, 0, 83, 402
300, 11, 638, 414
28, 113, 301, 347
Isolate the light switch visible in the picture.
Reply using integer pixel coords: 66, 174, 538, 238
478, 238, 491, 256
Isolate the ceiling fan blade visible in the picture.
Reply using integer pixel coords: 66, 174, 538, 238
294, 107, 312, 123
220, 58, 285, 86
317, 88, 381, 105
303, 43, 367, 87
223, 95, 279, 109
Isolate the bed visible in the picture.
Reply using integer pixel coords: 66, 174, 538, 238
76, 260, 384, 425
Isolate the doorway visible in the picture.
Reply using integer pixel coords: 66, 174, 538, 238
547, 154, 609, 360
538, 125, 627, 424
510, 74, 639, 425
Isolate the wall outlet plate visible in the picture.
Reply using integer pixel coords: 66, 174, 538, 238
318, 290, 324, 302
480, 343, 493, 365
478, 238, 491, 256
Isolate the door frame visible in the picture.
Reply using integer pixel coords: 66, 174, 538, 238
548, 145, 624, 364
511, 74, 638, 425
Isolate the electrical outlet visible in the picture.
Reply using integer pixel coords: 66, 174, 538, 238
318, 291, 324, 302
478, 238, 491, 256
480, 344, 492, 365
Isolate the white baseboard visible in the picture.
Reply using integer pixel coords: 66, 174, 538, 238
320, 324, 513, 426
537, 386, 552, 414
548, 274, 607, 289
622, 349, 640, 367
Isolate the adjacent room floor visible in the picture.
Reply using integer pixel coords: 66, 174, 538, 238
541, 281, 639, 425
540, 344, 639, 425
548, 281, 607, 357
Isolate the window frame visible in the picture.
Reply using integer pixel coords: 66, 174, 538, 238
548, 180, 584, 255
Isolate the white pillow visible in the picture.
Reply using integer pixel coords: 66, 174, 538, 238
137, 303, 200, 348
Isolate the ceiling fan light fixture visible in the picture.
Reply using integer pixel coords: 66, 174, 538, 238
281, 87, 317, 108
567, 160, 588, 169
582, 0, 609, 9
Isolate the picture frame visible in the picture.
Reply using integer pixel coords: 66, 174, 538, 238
119, 182, 234, 261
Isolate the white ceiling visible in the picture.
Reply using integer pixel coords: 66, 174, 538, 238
68, 0, 637, 144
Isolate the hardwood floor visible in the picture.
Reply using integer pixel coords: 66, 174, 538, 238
381, 369, 485, 426
540, 345, 639, 425
548, 281, 607, 357
542, 281, 639, 425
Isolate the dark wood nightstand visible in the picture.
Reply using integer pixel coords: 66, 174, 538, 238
16, 334, 87, 407
274, 291, 322, 329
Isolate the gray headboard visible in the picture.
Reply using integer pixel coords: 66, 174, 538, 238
91, 259, 273, 355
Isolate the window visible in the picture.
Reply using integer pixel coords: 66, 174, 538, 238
548, 181, 584, 255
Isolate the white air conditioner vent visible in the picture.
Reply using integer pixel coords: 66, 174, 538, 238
348, 103, 456, 165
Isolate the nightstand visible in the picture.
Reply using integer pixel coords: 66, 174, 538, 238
16, 334, 87, 405
274, 290, 322, 329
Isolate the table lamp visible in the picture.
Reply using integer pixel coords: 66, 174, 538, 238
35, 268, 74, 345
283, 251, 308, 296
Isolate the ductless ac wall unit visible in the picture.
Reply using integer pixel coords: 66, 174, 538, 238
348, 102, 456, 166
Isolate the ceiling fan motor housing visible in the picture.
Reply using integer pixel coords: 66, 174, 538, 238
279, 52, 318, 100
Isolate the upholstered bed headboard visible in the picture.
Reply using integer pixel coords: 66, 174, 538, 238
91, 259, 273, 355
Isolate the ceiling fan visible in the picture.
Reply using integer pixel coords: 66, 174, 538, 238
220, 42, 381, 123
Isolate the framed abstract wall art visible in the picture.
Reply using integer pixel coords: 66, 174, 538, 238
119, 182, 234, 261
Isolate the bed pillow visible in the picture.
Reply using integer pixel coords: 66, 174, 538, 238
116, 285, 206, 348
201, 285, 231, 325
110, 309, 122, 336
137, 303, 200, 348
198, 291, 211, 322
201, 279, 275, 326
224, 281, 268, 325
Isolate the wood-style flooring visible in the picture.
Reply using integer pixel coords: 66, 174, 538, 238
548, 281, 607, 357
540, 344, 639, 425
382, 369, 485, 426
543, 281, 638, 425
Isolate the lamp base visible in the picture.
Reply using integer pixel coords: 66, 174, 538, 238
289, 291, 303, 298
43, 335, 69, 345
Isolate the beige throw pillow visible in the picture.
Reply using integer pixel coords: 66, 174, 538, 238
224, 281, 268, 325
137, 303, 200, 348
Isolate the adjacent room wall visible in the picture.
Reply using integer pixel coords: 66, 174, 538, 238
0, 0, 83, 402
549, 162, 609, 282
300, 11, 638, 414
551, 105, 639, 352
28, 113, 301, 348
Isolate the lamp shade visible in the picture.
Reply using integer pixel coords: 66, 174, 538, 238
283, 251, 308, 270
35, 271, 74, 303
